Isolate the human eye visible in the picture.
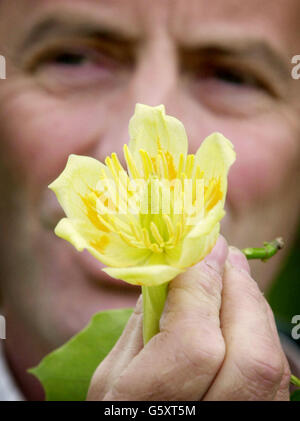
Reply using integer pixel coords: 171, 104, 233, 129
197, 58, 275, 95
182, 51, 279, 116
207, 64, 265, 89
23, 36, 135, 91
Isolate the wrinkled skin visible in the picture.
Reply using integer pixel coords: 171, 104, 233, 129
0, 0, 299, 400
88, 237, 291, 401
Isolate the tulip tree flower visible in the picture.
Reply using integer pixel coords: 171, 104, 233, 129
49, 104, 236, 343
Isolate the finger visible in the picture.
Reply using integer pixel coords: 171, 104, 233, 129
264, 302, 291, 401
204, 246, 284, 401
103, 236, 228, 401
87, 295, 144, 400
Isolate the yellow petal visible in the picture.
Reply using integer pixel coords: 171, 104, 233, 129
48, 154, 108, 221
195, 132, 236, 205
128, 104, 188, 169
186, 201, 225, 239
175, 222, 220, 268
165, 202, 224, 268
54, 218, 92, 252
54, 218, 151, 268
103, 264, 184, 286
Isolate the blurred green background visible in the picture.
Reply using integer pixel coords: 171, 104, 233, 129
267, 225, 300, 344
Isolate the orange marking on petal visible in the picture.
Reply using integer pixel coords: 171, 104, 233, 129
80, 194, 110, 232
91, 235, 110, 253
204, 178, 223, 211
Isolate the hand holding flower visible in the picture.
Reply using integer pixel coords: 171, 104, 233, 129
87, 237, 291, 401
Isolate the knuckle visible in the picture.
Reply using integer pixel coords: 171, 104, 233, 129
252, 356, 283, 386
198, 263, 223, 298
172, 262, 222, 301
280, 364, 292, 390
238, 348, 284, 388
178, 329, 225, 375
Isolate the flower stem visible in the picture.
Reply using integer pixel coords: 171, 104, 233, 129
242, 237, 284, 261
291, 375, 300, 388
142, 283, 169, 345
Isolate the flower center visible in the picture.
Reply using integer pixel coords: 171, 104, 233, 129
80, 146, 222, 254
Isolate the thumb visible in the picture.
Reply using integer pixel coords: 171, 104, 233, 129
160, 235, 228, 331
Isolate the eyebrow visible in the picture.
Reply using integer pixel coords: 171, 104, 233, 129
180, 35, 290, 79
21, 14, 289, 83
20, 14, 138, 52
188, 38, 290, 79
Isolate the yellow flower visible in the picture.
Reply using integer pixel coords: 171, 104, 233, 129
49, 104, 235, 343
49, 104, 235, 288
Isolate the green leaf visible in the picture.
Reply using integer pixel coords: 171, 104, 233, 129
291, 390, 300, 401
28, 308, 133, 401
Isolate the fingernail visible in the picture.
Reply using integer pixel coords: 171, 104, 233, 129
227, 246, 251, 273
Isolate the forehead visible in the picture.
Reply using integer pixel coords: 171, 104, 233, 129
0, 0, 299, 49
170, 0, 300, 48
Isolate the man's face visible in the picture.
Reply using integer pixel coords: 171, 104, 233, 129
0, 0, 300, 377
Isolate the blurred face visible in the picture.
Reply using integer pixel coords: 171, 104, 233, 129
0, 0, 300, 397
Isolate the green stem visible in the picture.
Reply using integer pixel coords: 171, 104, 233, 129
242, 237, 284, 261
291, 375, 300, 388
142, 283, 169, 345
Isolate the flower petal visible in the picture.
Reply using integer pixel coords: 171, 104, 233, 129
186, 201, 225, 239
175, 223, 220, 268
55, 218, 92, 252
165, 203, 224, 268
128, 104, 188, 168
103, 264, 184, 286
195, 132, 236, 204
54, 218, 151, 268
48, 154, 107, 220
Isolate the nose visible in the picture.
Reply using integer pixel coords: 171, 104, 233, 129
130, 31, 216, 154
91, 31, 179, 163
133, 31, 178, 107
90, 26, 218, 167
